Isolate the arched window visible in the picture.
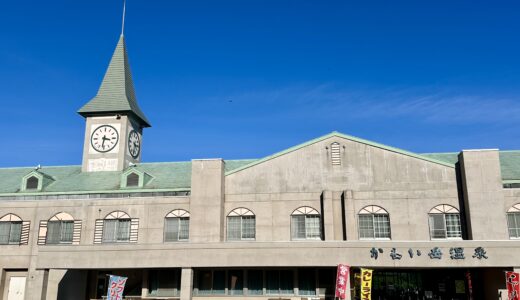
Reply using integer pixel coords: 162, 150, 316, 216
46, 212, 74, 244
507, 204, 520, 239
0, 214, 22, 245
428, 205, 462, 239
165, 209, 190, 242
358, 206, 391, 239
227, 208, 255, 241
102, 211, 131, 243
291, 207, 321, 240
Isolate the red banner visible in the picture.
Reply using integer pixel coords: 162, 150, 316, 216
506, 271, 520, 300
335, 264, 350, 299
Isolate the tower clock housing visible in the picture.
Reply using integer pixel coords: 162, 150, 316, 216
78, 35, 150, 172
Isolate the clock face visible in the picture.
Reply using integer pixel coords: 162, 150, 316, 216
128, 130, 141, 158
90, 125, 119, 153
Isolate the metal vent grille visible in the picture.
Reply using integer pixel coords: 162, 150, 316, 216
330, 142, 341, 166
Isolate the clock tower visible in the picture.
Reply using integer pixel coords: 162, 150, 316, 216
78, 35, 151, 172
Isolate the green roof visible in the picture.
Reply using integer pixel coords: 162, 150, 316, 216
78, 35, 151, 127
0, 160, 254, 196
422, 151, 520, 182
1, 132, 519, 196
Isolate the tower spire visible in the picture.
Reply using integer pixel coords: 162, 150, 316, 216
121, 0, 126, 36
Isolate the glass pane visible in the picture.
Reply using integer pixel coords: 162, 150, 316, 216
212, 270, 225, 294
9, 222, 22, 244
117, 219, 131, 241
291, 215, 306, 239
359, 215, 374, 239
47, 221, 61, 244
305, 215, 321, 239
445, 214, 462, 238
241, 216, 255, 239
247, 270, 263, 295
197, 270, 212, 295
149, 269, 180, 297
228, 270, 244, 295
373, 214, 391, 238
179, 217, 190, 240
103, 219, 117, 242
429, 214, 446, 239
0, 223, 9, 244
266, 270, 279, 295
60, 221, 74, 243
227, 217, 241, 241
165, 218, 180, 241
298, 268, 316, 295
508, 213, 520, 238
279, 270, 294, 295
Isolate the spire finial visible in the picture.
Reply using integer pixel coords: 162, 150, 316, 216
121, 0, 126, 36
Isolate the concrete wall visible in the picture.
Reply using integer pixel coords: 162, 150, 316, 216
226, 136, 459, 241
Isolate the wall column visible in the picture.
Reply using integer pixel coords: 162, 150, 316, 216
24, 269, 48, 300
322, 191, 335, 240
459, 150, 508, 240
344, 190, 357, 240
141, 269, 149, 298
44, 269, 67, 300
189, 159, 225, 242
180, 268, 193, 300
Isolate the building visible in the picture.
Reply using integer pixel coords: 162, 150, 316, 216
1, 33, 520, 300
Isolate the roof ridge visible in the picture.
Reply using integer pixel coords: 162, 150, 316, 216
225, 131, 455, 175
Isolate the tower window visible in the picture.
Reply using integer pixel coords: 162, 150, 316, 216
126, 173, 139, 187
26, 176, 39, 190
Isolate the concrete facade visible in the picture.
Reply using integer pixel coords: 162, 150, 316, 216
1, 133, 520, 299
1, 35, 520, 300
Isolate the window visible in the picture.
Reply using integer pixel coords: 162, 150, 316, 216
102, 211, 131, 243
165, 209, 190, 242
291, 206, 321, 240
266, 270, 294, 295
428, 205, 462, 239
507, 204, 520, 239
0, 214, 22, 245
149, 269, 181, 297
126, 173, 139, 187
227, 208, 255, 241
26, 176, 39, 190
46, 212, 75, 244
358, 206, 391, 239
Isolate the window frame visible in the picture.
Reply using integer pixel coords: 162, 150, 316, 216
358, 213, 391, 240
507, 204, 520, 239
428, 207, 462, 240
46, 220, 74, 245
227, 208, 256, 241
0, 220, 22, 245
290, 207, 322, 241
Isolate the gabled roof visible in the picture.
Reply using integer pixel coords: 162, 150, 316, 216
78, 35, 151, 127
225, 131, 456, 175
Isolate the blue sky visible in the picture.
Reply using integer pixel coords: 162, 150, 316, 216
1, 1, 519, 167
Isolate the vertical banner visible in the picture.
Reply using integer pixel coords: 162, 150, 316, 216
107, 275, 128, 300
335, 264, 350, 299
465, 271, 473, 300
506, 271, 520, 300
360, 268, 373, 300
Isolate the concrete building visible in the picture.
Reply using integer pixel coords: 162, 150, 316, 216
1, 34, 520, 300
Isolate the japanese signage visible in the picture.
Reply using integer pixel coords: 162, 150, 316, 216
335, 264, 350, 299
369, 246, 488, 261
107, 275, 128, 300
360, 268, 373, 300
506, 271, 520, 300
